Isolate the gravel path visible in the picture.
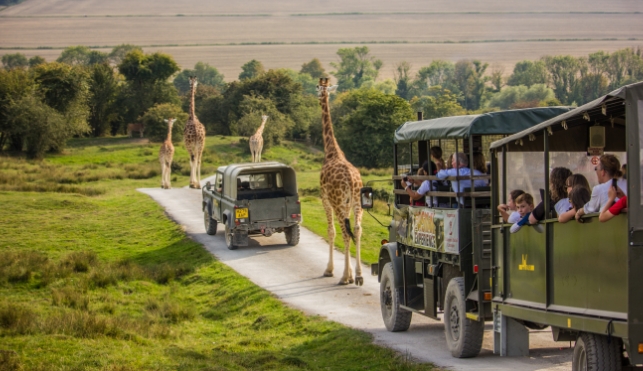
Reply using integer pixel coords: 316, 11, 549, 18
139, 185, 572, 370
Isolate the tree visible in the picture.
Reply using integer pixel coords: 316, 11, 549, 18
410, 86, 466, 120
109, 44, 142, 66
57, 46, 91, 66
542, 55, 582, 105
454, 59, 488, 110
300, 58, 328, 79
239, 59, 265, 80
174, 62, 226, 94
2, 53, 28, 70
87, 63, 120, 137
330, 46, 382, 91
484, 84, 556, 109
489, 64, 504, 92
28, 56, 46, 68
411, 60, 458, 97
606, 47, 643, 90
394, 61, 412, 100
141, 103, 188, 142
0, 68, 34, 150
361, 79, 397, 95
332, 88, 414, 168
506, 60, 548, 87
231, 95, 291, 149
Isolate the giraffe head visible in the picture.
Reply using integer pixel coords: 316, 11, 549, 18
189, 76, 198, 90
261, 115, 269, 123
316, 78, 338, 101
164, 118, 176, 128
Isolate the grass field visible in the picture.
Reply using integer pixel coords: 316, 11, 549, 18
0, 136, 437, 371
0, 0, 641, 81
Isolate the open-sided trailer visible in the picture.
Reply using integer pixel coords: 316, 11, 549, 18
489, 82, 643, 369
362, 107, 572, 358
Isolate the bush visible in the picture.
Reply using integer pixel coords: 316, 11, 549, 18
141, 103, 188, 143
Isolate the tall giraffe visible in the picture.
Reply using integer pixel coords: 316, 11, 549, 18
159, 118, 176, 189
184, 76, 206, 188
249, 115, 268, 162
317, 77, 364, 286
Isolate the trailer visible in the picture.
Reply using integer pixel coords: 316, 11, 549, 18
489, 82, 643, 369
361, 107, 572, 358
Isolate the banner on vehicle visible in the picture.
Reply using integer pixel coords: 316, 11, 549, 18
409, 208, 459, 254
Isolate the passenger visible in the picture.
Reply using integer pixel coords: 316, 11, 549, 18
436, 152, 487, 206
569, 186, 591, 218
445, 153, 454, 169
497, 189, 525, 223
430, 146, 446, 172
558, 174, 591, 223
599, 181, 627, 222
418, 160, 437, 176
525, 167, 572, 224
575, 154, 623, 221
472, 153, 488, 185
510, 193, 534, 233
403, 171, 431, 206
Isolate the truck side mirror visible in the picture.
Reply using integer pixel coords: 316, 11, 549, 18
205, 181, 212, 191
360, 187, 373, 209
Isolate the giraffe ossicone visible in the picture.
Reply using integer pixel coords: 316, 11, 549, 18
159, 118, 176, 189
317, 77, 364, 286
183, 76, 206, 188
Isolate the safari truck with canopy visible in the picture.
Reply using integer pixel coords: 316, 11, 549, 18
202, 162, 301, 250
361, 107, 572, 358
489, 82, 643, 369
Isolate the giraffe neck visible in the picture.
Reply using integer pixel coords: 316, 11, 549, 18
320, 93, 343, 161
256, 120, 267, 137
189, 84, 196, 119
166, 125, 173, 143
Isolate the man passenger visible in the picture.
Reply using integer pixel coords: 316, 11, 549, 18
436, 152, 487, 206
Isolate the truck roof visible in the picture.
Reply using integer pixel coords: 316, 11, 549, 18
216, 162, 295, 177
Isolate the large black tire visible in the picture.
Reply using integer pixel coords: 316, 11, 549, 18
443, 277, 484, 358
225, 225, 237, 250
380, 262, 412, 332
285, 224, 300, 246
572, 332, 622, 371
204, 210, 217, 235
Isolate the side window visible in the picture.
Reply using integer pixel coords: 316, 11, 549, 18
276, 173, 283, 188
215, 173, 223, 192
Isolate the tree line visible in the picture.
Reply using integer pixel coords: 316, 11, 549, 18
1, 45, 642, 165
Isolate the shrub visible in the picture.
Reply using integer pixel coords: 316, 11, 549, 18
140, 103, 188, 143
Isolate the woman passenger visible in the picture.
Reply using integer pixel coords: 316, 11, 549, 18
575, 154, 623, 221
526, 167, 573, 223
558, 174, 591, 223
431, 146, 446, 172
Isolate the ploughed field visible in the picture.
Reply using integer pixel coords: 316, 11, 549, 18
0, 0, 642, 81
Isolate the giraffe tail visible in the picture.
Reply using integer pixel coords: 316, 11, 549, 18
344, 218, 355, 242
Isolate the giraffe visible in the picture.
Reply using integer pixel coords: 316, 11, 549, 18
317, 77, 364, 286
159, 118, 176, 189
183, 76, 206, 188
249, 115, 268, 162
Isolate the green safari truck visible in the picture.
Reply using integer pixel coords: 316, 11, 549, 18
202, 162, 301, 249
489, 81, 643, 369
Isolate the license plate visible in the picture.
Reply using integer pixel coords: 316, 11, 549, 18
235, 208, 248, 218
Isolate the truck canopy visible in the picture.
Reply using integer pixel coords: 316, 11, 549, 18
217, 162, 297, 198
394, 107, 572, 144
490, 81, 643, 151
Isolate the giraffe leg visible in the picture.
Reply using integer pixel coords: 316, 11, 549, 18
160, 160, 165, 188
188, 150, 197, 188
166, 161, 172, 189
354, 202, 364, 286
195, 146, 203, 188
321, 196, 335, 277
337, 206, 354, 285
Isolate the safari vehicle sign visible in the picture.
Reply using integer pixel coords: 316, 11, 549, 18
409, 208, 459, 254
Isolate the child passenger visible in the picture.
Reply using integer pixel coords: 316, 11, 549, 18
558, 174, 591, 223
498, 189, 525, 223
510, 193, 534, 233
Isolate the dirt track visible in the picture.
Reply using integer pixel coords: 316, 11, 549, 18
139, 183, 572, 370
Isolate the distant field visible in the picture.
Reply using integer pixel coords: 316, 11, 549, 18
0, 0, 642, 81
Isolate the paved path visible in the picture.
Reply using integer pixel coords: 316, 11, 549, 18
139, 184, 572, 371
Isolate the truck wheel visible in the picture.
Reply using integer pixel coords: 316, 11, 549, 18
444, 277, 483, 358
380, 262, 411, 332
204, 210, 217, 235
572, 332, 622, 371
225, 225, 237, 250
285, 224, 300, 246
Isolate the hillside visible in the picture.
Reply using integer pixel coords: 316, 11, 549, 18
0, 0, 641, 80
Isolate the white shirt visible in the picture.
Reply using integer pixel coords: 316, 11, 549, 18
554, 198, 572, 215
507, 211, 522, 223
584, 181, 613, 213
436, 167, 487, 205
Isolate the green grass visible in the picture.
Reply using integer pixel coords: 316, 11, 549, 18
0, 136, 434, 371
